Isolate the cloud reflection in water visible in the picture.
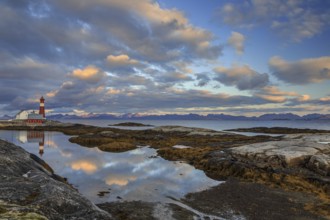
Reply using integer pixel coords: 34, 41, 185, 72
0, 130, 221, 203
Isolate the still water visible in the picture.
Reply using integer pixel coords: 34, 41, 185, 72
61, 119, 330, 130
0, 130, 221, 204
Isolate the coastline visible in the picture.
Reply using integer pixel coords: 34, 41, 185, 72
0, 120, 329, 219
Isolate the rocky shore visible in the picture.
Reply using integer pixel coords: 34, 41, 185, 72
0, 139, 112, 220
0, 121, 329, 219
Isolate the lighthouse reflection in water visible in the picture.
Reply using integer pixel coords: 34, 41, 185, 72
0, 130, 221, 204
16, 131, 45, 157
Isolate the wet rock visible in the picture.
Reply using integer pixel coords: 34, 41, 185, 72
0, 139, 112, 220
98, 142, 136, 152
182, 178, 326, 220
229, 138, 330, 171
98, 201, 156, 220
308, 154, 330, 176
110, 122, 153, 127
99, 131, 118, 137
200, 134, 330, 219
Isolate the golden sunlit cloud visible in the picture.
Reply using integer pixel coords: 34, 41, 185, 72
262, 86, 298, 96
298, 95, 311, 102
46, 90, 58, 98
71, 160, 98, 174
45, 140, 58, 148
71, 65, 106, 83
106, 54, 139, 66
106, 88, 121, 95
320, 96, 330, 101
257, 95, 287, 103
105, 176, 137, 186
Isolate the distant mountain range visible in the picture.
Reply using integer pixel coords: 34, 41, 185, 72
42, 113, 330, 120
0, 115, 13, 120
2, 112, 330, 121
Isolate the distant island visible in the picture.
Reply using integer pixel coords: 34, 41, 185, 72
109, 122, 153, 127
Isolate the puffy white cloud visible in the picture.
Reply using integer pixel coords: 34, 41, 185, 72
269, 56, 330, 84
214, 65, 269, 90
227, 31, 245, 55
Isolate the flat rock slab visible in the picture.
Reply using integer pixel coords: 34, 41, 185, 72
229, 134, 330, 175
0, 139, 112, 220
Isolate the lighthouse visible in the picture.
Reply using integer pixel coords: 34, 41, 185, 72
39, 96, 45, 118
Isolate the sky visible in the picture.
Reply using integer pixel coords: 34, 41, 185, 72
0, 0, 330, 116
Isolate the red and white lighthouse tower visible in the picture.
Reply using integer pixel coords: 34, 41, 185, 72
39, 96, 45, 118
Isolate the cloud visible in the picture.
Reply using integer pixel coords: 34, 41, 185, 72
254, 86, 307, 104
0, 54, 64, 110
105, 54, 143, 74
53, 0, 222, 62
105, 175, 137, 186
71, 65, 107, 83
255, 95, 287, 103
297, 95, 311, 102
195, 73, 211, 87
106, 54, 139, 67
71, 160, 98, 174
218, 0, 330, 42
227, 31, 245, 55
172, 61, 193, 74
320, 96, 330, 102
156, 72, 193, 84
0, 0, 327, 116
269, 56, 330, 84
261, 86, 298, 97
214, 65, 269, 90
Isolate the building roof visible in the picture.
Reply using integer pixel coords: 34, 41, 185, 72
27, 113, 44, 120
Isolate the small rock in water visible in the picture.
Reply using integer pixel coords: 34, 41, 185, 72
97, 191, 110, 197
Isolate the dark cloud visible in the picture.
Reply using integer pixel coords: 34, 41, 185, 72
227, 31, 245, 55
217, 0, 330, 42
1, 0, 323, 116
195, 73, 211, 87
0, 54, 65, 111
0, 0, 225, 114
269, 56, 330, 84
214, 65, 269, 90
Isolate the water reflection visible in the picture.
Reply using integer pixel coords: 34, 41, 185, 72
16, 131, 45, 157
0, 130, 221, 204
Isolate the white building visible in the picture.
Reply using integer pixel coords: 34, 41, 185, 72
15, 110, 30, 120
